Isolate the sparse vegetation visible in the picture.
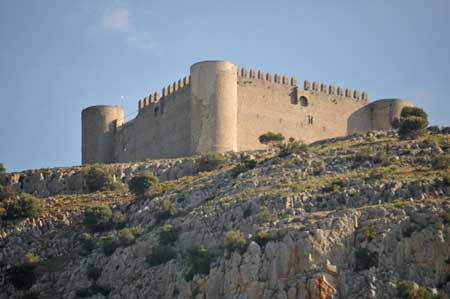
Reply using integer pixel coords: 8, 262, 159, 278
355, 248, 378, 271
277, 138, 308, 157
3, 194, 42, 220
79, 232, 95, 253
100, 234, 120, 256
159, 223, 179, 245
362, 227, 377, 241
83, 165, 124, 192
431, 154, 449, 170
128, 171, 159, 197
83, 205, 113, 232
231, 154, 257, 177
397, 280, 433, 299
156, 199, 178, 223
184, 245, 212, 280
118, 228, 135, 246
224, 230, 247, 253
146, 245, 177, 267
198, 152, 227, 172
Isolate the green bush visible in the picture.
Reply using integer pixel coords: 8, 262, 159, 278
100, 234, 119, 256
355, 248, 378, 271
224, 230, 247, 253
185, 245, 212, 280
397, 107, 429, 139
79, 232, 95, 253
130, 225, 144, 237
128, 171, 159, 197
159, 224, 179, 245
83, 165, 117, 192
253, 230, 275, 247
118, 228, 135, 246
362, 227, 377, 242
277, 138, 308, 157
111, 210, 127, 229
86, 265, 102, 281
431, 154, 449, 170
198, 152, 227, 172
397, 280, 432, 299
401, 107, 428, 119
146, 245, 176, 267
259, 132, 285, 145
3, 194, 42, 220
83, 205, 112, 232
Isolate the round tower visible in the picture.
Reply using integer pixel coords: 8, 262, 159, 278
82, 105, 124, 164
190, 60, 238, 154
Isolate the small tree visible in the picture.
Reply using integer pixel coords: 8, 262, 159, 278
4, 194, 42, 220
224, 230, 247, 253
128, 171, 159, 197
395, 107, 429, 139
83, 205, 112, 232
83, 165, 116, 192
259, 132, 285, 146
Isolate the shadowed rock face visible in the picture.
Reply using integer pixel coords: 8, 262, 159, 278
1, 131, 449, 299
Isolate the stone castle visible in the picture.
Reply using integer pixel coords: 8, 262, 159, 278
81, 60, 412, 164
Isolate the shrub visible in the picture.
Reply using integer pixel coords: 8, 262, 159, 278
277, 138, 308, 157
257, 206, 275, 223
79, 232, 95, 253
159, 224, 179, 245
156, 200, 178, 223
362, 227, 377, 242
128, 171, 159, 197
259, 132, 285, 145
198, 152, 227, 172
130, 225, 144, 237
397, 280, 432, 299
185, 245, 212, 280
83, 165, 116, 192
100, 234, 119, 256
253, 230, 274, 247
83, 205, 112, 232
397, 107, 429, 139
355, 248, 378, 271
431, 154, 449, 170
111, 210, 127, 229
146, 245, 176, 267
224, 230, 247, 253
118, 228, 135, 246
3, 194, 42, 220
0, 185, 12, 201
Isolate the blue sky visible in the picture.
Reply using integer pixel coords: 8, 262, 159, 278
0, 0, 449, 172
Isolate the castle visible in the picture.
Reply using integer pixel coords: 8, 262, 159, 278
81, 60, 412, 164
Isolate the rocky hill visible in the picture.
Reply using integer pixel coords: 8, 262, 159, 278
1, 130, 449, 299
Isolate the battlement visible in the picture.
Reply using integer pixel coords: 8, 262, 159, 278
82, 59, 411, 164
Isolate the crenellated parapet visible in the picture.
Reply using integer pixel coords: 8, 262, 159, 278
238, 66, 298, 86
138, 75, 191, 113
301, 79, 367, 101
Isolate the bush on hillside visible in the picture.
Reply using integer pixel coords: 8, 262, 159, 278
118, 228, 135, 246
159, 224, 179, 245
277, 138, 308, 157
397, 280, 433, 299
83, 205, 112, 232
83, 165, 120, 192
198, 152, 227, 172
155, 199, 178, 223
100, 234, 119, 256
224, 230, 247, 253
231, 154, 257, 177
259, 132, 285, 145
3, 194, 42, 220
146, 245, 176, 267
79, 232, 95, 253
128, 171, 159, 197
184, 245, 212, 280
7, 253, 39, 290
395, 107, 429, 139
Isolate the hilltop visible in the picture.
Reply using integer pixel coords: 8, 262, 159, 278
0, 130, 449, 299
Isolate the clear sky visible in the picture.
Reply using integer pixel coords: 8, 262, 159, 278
0, 0, 449, 172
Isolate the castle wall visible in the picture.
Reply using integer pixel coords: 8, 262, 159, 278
113, 86, 192, 162
347, 99, 413, 134
236, 73, 367, 150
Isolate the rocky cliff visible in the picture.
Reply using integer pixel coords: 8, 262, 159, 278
1, 131, 449, 299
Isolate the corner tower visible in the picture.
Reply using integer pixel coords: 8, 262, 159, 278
82, 105, 124, 164
190, 60, 238, 154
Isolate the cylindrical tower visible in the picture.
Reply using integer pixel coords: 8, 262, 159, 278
81, 105, 124, 164
190, 60, 238, 154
